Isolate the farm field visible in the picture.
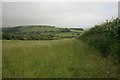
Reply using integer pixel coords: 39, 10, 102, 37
2, 39, 118, 78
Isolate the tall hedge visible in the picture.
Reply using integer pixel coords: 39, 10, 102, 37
81, 18, 120, 59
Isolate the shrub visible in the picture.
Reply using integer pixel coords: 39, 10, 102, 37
80, 18, 120, 59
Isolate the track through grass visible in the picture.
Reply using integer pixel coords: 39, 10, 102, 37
2, 39, 118, 78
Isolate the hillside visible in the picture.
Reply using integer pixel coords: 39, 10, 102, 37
2, 20, 119, 78
2, 25, 83, 40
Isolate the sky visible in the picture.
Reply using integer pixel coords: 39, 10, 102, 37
2, 2, 118, 28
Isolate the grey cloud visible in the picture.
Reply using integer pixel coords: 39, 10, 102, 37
2, 2, 118, 28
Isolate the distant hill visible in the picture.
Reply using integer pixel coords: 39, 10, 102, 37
2, 25, 56, 33
2, 25, 84, 40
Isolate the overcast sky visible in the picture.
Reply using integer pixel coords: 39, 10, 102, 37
2, 2, 118, 28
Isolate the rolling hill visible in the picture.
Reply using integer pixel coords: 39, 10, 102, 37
2, 18, 120, 78
2, 25, 84, 40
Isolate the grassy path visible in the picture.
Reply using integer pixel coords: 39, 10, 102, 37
2, 39, 118, 78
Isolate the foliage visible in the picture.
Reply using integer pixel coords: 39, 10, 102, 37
80, 18, 120, 58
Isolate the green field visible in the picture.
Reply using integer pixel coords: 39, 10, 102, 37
2, 39, 118, 78
19, 26, 60, 32
2, 25, 83, 40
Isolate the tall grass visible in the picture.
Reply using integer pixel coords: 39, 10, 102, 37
2, 39, 118, 78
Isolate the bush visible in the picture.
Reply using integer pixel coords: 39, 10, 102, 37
80, 18, 120, 59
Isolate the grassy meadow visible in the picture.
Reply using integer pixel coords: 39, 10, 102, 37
2, 39, 118, 78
